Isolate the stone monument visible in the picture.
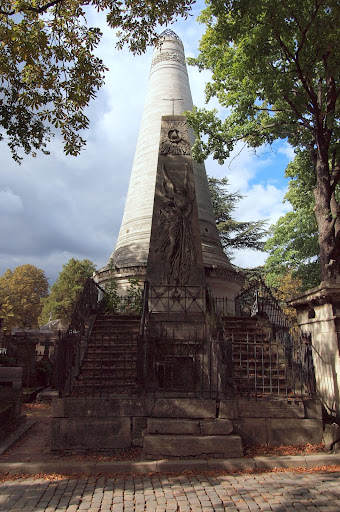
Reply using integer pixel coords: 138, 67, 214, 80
94, 29, 243, 311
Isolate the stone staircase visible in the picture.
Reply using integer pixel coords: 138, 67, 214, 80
72, 314, 141, 396
223, 316, 290, 396
142, 399, 243, 459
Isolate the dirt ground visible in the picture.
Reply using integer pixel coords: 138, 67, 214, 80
0, 404, 53, 463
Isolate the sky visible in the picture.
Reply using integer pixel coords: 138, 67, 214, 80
0, 1, 293, 286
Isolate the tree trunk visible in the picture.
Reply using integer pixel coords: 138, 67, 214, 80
314, 146, 340, 284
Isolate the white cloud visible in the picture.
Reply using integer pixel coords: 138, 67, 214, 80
278, 142, 295, 160
235, 183, 290, 225
0, 189, 23, 213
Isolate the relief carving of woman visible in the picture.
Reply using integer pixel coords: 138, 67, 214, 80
154, 163, 197, 285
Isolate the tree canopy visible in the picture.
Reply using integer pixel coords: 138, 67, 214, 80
208, 176, 267, 257
186, 0, 340, 285
265, 150, 322, 290
39, 258, 96, 325
0, 264, 49, 331
0, 0, 193, 162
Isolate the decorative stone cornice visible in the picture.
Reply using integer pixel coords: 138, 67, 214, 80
151, 51, 186, 69
288, 282, 340, 309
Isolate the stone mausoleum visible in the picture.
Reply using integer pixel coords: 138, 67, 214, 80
51, 31, 338, 457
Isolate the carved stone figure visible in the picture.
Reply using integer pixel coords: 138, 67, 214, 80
154, 163, 196, 285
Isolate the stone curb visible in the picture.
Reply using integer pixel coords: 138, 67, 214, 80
0, 453, 338, 476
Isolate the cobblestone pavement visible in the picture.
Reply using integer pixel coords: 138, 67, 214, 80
0, 470, 339, 512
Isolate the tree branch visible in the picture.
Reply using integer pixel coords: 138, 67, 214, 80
0, 0, 63, 16
283, 95, 313, 132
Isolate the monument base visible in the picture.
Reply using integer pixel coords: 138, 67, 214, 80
51, 396, 323, 454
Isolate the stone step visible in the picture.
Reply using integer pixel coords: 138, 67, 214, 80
74, 380, 136, 389
91, 325, 139, 336
143, 434, 243, 459
147, 418, 234, 435
84, 356, 136, 363
86, 345, 137, 352
78, 366, 137, 376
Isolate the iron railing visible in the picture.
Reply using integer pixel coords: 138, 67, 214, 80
54, 279, 316, 400
234, 279, 291, 330
147, 284, 206, 314
53, 277, 103, 395
139, 328, 316, 398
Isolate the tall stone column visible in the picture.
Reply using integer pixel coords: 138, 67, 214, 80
95, 30, 243, 309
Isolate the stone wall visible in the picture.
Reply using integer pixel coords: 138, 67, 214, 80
51, 396, 323, 453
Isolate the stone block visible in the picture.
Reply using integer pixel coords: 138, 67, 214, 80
207, 458, 255, 472
51, 417, 132, 452
143, 434, 243, 458
95, 461, 159, 475
219, 400, 238, 419
254, 455, 307, 470
234, 419, 267, 445
266, 419, 323, 446
303, 399, 323, 419
0, 367, 23, 389
237, 398, 305, 418
132, 417, 148, 447
153, 398, 216, 419
60, 397, 153, 418
305, 453, 340, 468
200, 419, 233, 435
323, 423, 340, 450
157, 460, 209, 472
147, 418, 200, 435
52, 398, 64, 417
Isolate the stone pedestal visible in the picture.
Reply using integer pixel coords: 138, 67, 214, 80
289, 282, 340, 417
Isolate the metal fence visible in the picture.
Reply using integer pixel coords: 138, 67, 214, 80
138, 328, 316, 398
53, 279, 316, 400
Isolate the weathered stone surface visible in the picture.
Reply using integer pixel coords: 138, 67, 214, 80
51, 418, 131, 451
303, 399, 323, 419
132, 417, 148, 447
234, 419, 267, 445
237, 398, 305, 418
219, 400, 238, 419
0, 367, 22, 389
200, 419, 233, 435
323, 422, 340, 450
146, 115, 205, 289
143, 434, 243, 458
235, 418, 323, 446
208, 458, 255, 472
255, 455, 307, 470
59, 398, 153, 418
157, 459, 209, 472
266, 419, 323, 446
153, 398, 216, 419
147, 418, 200, 435
52, 398, 64, 417
0, 367, 23, 416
